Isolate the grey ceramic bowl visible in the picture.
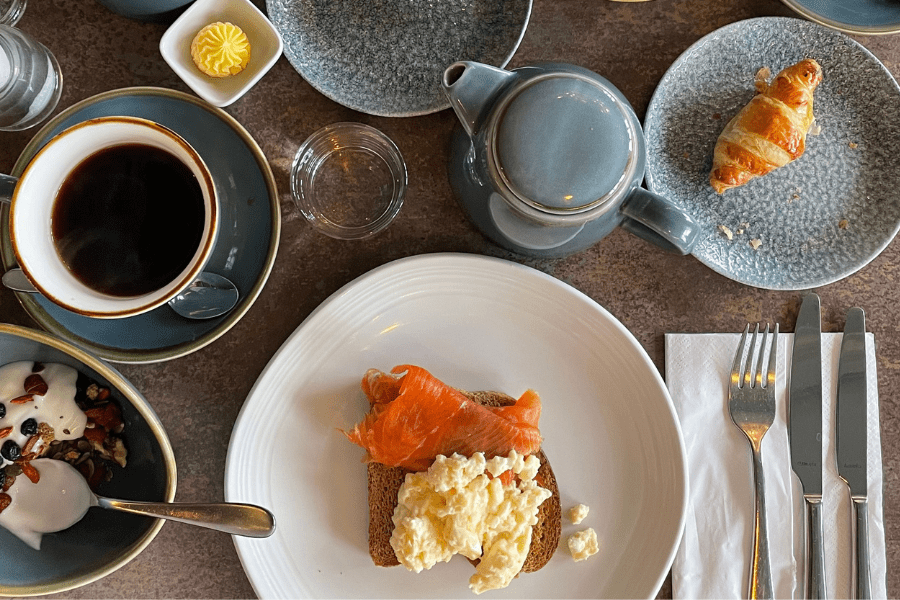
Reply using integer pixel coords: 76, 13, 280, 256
94, 0, 194, 22
0, 324, 176, 597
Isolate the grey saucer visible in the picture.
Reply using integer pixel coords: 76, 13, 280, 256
266, 0, 531, 117
781, 0, 900, 35
644, 17, 900, 291
0, 88, 280, 363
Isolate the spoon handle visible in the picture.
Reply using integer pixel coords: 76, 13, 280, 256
95, 497, 275, 538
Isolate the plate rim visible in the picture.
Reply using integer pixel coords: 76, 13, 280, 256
224, 251, 689, 599
0, 86, 281, 364
780, 0, 900, 35
644, 15, 900, 291
265, 0, 533, 117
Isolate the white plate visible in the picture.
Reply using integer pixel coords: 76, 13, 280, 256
224, 253, 687, 599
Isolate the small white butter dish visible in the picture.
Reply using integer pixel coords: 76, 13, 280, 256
160, 0, 283, 107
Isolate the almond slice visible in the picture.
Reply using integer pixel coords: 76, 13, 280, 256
20, 461, 39, 484
24, 373, 48, 396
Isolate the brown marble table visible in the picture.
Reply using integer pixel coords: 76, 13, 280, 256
2, 0, 897, 597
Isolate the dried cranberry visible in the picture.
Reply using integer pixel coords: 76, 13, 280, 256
0, 441, 20, 462
20, 418, 37, 437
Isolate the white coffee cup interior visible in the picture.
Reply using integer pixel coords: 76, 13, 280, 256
10, 117, 217, 318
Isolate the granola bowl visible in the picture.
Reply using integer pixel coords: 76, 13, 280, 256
0, 324, 176, 597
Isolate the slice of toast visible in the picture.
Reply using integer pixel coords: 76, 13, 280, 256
366, 389, 561, 572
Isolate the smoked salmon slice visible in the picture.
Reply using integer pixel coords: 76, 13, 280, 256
345, 365, 542, 471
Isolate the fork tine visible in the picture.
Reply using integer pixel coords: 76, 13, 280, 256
743, 323, 760, 388
766, 323, 779, 388
755, 324, 770, 388
732, 323, 750, 387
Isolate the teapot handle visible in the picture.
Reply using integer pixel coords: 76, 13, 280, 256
620, 187, 700, 255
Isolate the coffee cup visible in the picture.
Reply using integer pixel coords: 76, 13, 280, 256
0, 116, 218, 318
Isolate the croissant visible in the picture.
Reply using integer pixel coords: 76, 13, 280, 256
709, 58, 823, 194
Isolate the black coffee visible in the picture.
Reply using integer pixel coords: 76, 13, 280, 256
51, 143, 206, 297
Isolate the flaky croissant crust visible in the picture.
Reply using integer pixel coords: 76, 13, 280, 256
710, 59, 823, 194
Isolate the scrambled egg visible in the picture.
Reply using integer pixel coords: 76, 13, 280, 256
567, 503, 589, 525
567, 528, 599, 562
390, 451, 551, 594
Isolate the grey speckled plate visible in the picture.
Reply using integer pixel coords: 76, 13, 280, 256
781, 0, 900, 36
644, 17, 900, 291
266, 0, 531, 117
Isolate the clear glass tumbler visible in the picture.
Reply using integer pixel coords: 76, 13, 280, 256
291, 123, 407, 240
0, 0, 26, 26
0, 24, 62, 131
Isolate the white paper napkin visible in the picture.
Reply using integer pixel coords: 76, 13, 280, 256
665, 332, 886, 600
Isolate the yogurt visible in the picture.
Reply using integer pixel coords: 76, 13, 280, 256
0, 361, 92, 549
0, 458, 94, 549
0, 361, 85, 468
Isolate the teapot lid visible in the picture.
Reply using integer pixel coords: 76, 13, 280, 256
492, 74, 635, 214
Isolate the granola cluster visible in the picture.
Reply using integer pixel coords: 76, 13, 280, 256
0, 364, 127, 514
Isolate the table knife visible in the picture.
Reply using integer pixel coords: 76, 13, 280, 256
837, 307, 871, 599
790, 293, 826, 599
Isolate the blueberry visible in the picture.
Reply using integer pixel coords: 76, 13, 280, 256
1, 441, 20, 462
0, 403, 5, 419
20, 418, 37, 437
0, 469, 5, 489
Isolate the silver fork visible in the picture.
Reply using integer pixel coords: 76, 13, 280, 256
729, 323, 779, 600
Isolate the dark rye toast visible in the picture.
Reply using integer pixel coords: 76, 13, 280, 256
366, 389, 561, 573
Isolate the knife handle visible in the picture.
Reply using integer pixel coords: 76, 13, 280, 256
853, 497, 871, 599
805, 497, 827, 599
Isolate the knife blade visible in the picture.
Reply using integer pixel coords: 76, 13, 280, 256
837, 307, 871, 599
790, 293, 826, 599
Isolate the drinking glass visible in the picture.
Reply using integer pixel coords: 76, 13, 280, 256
0, 0, 26, 26
291, 122, 407, 240
0, 24, 62, 131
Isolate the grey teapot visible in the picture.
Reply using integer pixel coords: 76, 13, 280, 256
442, 61, 699, 258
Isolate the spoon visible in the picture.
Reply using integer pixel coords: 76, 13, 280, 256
9, 459, 275, 540
1, 268, 239, 320
164, 272, 240, 319
91, 493, 276, 538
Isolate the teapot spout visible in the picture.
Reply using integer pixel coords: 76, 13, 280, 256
442, 61, 516, 138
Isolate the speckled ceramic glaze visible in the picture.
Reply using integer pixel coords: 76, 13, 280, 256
265, 0, 531, 117
781, 0, 900, 35
644, 17, 900, 290
0, 88, 280, 363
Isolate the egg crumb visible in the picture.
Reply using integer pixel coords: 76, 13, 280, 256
390, 451, 551, 594
568, 503, 589, 525
567, 528, 599, 562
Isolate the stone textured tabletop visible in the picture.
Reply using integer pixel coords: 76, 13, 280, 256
1, 0, 898, 598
